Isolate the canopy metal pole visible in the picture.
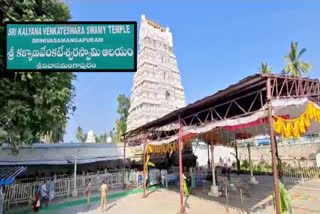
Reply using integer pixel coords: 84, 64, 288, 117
143, 132, 147, 198
248, 143, 258, 184
248, 143, 253, 177
211, 145, 216, 185
208, 140, 221, 197
124, 140, 126, 166
72, 157, 78, 197
123, 140, 126, 188
235, 143, 240, 174
178, 116, 185, 214
207, 143, 210, 168
267, 77, 281, 214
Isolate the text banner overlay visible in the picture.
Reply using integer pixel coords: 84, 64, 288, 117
5, 22, 137, 72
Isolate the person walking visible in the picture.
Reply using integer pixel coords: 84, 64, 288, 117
40, 181, 48, 208
33, 192, 40, 212
48, 178, 55, 201
226, 157, 232, 182
182, 174, 189, 196
100, 180, 108, 211
87, 179, 92, 206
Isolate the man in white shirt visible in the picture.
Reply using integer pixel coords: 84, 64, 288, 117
161, 169, 168, 188
40, 181, 48, 207
49, 178, 55, 201
226, 158, 232, 182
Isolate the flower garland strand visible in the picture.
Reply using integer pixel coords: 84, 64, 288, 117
273, 102, 320, 140
147, 140, 192, 154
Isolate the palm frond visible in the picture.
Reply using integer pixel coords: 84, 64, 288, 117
290, 42, 297, 60
284, 42, 312, 77
284, 64, 300, 77
297, 48, 306, 59
299, 62, 312, 74
268, 66, 273, 74
284, 56, 291, 63
259, 63, 272, 74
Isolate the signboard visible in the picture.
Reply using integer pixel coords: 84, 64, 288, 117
4, 22, 137, 72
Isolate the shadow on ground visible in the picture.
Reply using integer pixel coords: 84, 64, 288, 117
165, 174, 320, 214
167, 174, 277, 214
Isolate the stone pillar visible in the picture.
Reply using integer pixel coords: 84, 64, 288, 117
165, 170, 168, 188
208, 144, 221, 197
67, 179, 71, 197
248, 143, 258, 184
72, 159, 78, 197
104, 169, 108, 184
82, 171, 85, 190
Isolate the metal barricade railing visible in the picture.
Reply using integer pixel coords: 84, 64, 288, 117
282, 166, 320, 185
3, 169, 144, 210
3, 168, 155, 210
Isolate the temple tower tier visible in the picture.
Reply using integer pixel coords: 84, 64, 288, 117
127, 14, 186, 132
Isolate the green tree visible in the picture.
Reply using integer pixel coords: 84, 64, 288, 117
282, 42, 313, 77
75, 126, 87, 143
259, 63, 273, 74
115, 118, 121, 142
0, 128, 7, 144
0, 0, 71, 23
116, 94, 130, 139
99, 132, 108, 143
41, 124, 66, 143
0, 72, 76, 151
108, 129, 115, 142
93, 132, 110, 143
0, 0, 74, 153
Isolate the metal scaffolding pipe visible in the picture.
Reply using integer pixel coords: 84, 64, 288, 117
178, 116, 185, 214
267, 77, 281, 214
143, 133, 147, 198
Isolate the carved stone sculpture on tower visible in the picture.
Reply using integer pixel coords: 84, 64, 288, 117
127, 14, 186, 132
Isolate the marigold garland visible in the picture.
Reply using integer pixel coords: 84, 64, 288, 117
147, 140, 192, 154
273, 102, 320, 140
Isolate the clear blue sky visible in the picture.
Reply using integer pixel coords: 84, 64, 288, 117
64, 1, 320, 142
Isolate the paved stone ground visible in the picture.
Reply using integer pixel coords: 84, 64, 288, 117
7, 175, 320, 214
45, 189, 241, 214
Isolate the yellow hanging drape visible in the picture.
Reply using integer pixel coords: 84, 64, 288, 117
273, 102, 320, 140
145, 154, 150, 174
146, 140, 192, 154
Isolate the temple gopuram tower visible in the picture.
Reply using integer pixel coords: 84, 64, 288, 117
127, 15, 186, 132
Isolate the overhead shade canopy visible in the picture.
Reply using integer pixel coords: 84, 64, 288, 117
125, 74, 320, 147
0, 167, 27, 185
131, 97, 320, 147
